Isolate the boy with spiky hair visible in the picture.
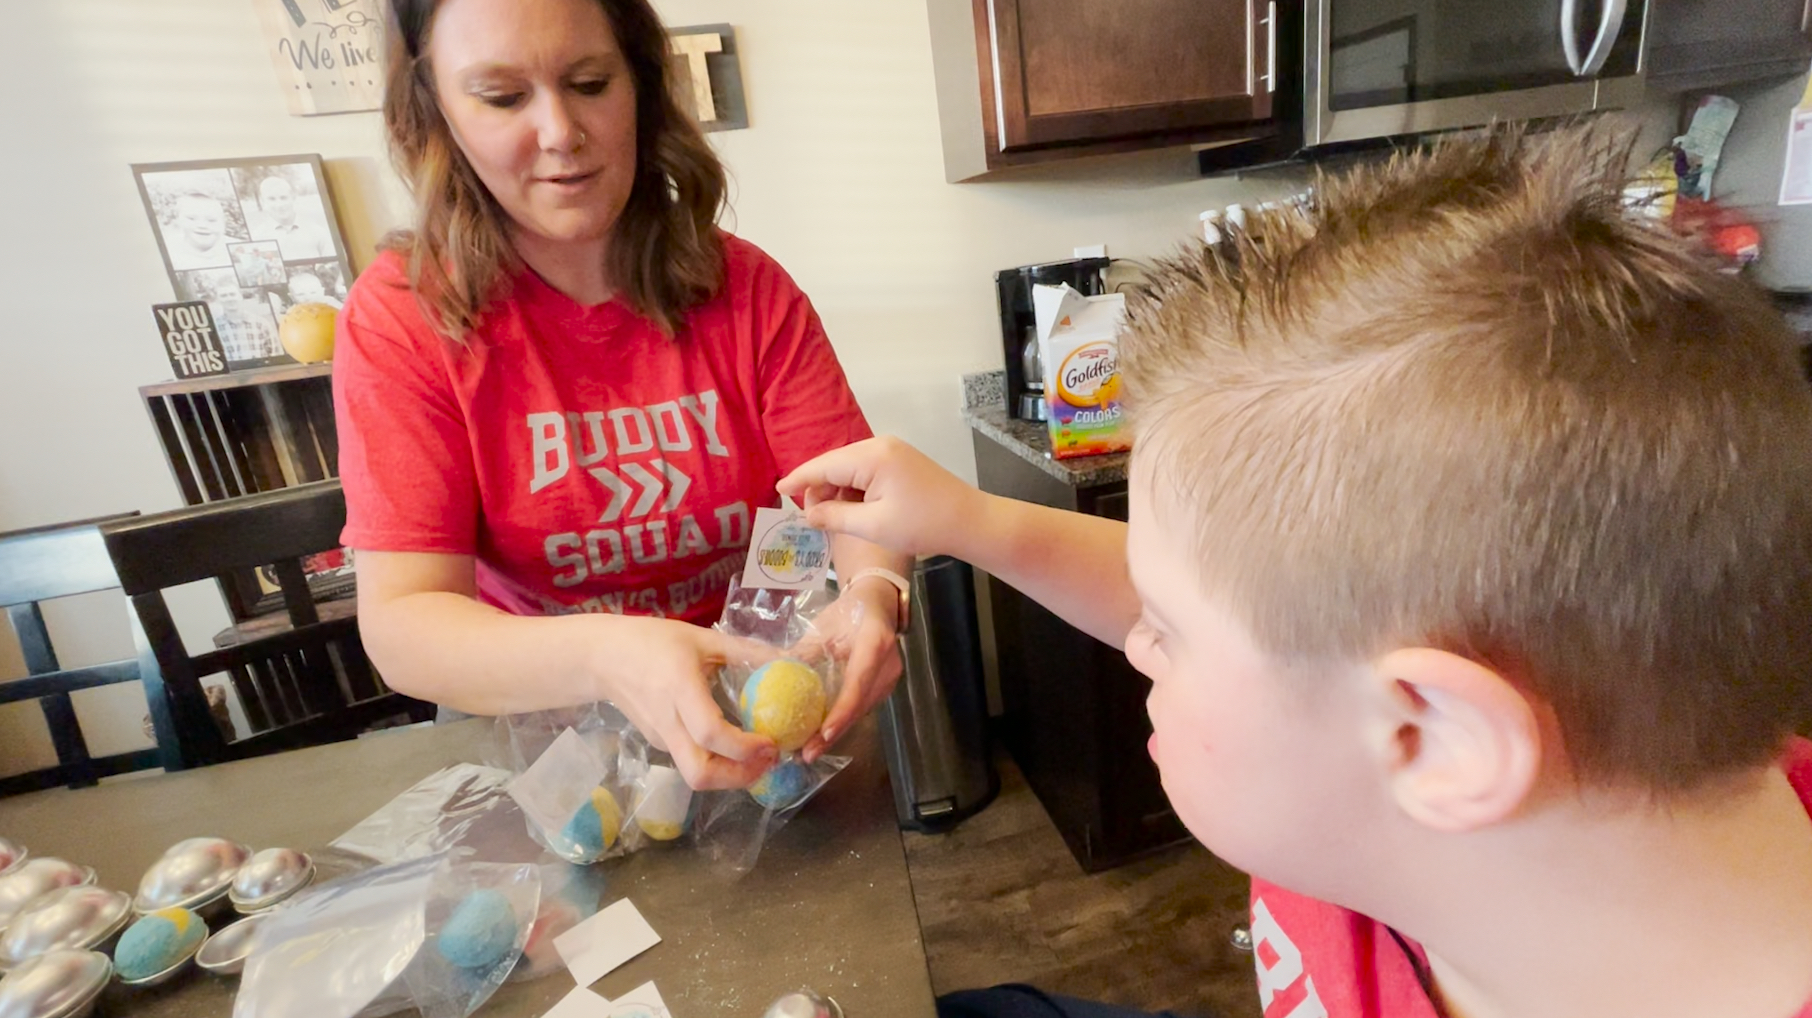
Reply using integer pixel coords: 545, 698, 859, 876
784, 126, 1812, 1018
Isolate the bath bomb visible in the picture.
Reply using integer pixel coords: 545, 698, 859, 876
739, 659, 827, 752
633, 765, 693, 842
748, 759, 814, 811
437, 889, 519, 971
114, 906, 206, 981
559, 786, 624, 861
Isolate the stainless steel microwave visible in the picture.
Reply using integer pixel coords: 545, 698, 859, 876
1303, 0, 1648, 147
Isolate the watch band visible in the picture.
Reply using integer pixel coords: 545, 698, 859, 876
844, 567, 913, 635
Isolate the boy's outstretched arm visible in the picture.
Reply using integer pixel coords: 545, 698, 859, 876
779, 437, 1141, 648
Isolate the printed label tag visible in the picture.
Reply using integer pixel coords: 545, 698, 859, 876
740, 506, 830, 591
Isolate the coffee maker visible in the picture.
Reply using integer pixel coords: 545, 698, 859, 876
996, 257, 1111, 420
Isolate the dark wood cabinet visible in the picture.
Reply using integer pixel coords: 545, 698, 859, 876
1647, 0, 1812, 91
972, 434, 1191, 872
930, 0, 1284, 180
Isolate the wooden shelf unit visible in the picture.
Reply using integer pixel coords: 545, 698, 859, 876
138, 362, 344, 622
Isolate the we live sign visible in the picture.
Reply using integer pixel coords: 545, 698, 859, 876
253, 0, 383, 117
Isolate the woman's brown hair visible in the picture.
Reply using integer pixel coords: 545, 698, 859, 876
382, 0, 726, 339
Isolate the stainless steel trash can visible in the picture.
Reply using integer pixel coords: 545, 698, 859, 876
877, 556, 999, 832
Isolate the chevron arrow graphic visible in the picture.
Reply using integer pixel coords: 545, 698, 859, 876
620, 462, 664, 518
598, 459, 693, 521
589, 465, 632, 523
653, 458, 690, 511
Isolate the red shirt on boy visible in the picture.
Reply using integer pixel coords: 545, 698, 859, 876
334, 234, 871, 627
1248, 740, 1812, 1017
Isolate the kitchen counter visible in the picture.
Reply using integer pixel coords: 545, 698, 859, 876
959, 372, 1182, 871
961, 369, 1129, 488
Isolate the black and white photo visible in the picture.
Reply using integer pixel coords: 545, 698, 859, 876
228, 240, 287, 288
134, 155, 354, 372
175, 267, 286, 368
235, 165, 337, 261
138, 168, 249, 272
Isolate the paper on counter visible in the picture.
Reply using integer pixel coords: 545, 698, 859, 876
554, 898, 662, 988
1782, 77, 1812, 206
607, 981, 672, 1018
542, 985, 614, 1018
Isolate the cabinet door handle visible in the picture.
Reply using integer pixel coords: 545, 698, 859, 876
1265, 0, 1278, 93
1560, 0, 1628, 77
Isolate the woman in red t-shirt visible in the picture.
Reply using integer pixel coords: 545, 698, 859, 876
334, 0, 910, 789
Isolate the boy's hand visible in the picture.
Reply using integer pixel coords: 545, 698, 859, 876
778, 437, 986, 559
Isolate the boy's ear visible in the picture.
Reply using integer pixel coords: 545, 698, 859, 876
1370, 647, 1542, 833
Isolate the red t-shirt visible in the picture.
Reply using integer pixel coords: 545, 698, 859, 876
333, 233, 871, 625
1249, 739, 1812, 1017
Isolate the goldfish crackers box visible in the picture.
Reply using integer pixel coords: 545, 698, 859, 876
1034, 283, 1131, 460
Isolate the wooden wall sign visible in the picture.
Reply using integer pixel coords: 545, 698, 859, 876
253, 0, 384, 116
670, 25, 749, 132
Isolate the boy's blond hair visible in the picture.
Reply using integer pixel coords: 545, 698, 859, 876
1121, 124, 1812, 791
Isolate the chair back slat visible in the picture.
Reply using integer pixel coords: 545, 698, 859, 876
0, 516, 136, 606
0, 661, 143, 705
0, 513, 159, 794
102, 481, 347, 596
101, 483, 432, 770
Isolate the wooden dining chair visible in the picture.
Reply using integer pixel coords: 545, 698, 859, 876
100, 481, 434, 771
0, 514, 164, 796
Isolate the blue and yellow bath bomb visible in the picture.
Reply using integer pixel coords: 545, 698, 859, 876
437, 889, 519, 971
559, 786, 624, 861
115, 906, 206, 981
636, 817, 687, 841
748, 759, 814, 810
739, 659, 827, 752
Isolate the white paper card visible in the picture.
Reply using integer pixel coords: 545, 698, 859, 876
741, 506, 830, 591
607, 981, 672, 1018
1781, 77, 1812, 206
632, 765, 693, 833
509, 727, 608, 837
553, 898, 662, 988
1782, 110, 1812, 206
542, 985, 615, 1018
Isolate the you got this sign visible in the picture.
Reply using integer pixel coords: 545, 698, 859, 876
152, 301, 230, 379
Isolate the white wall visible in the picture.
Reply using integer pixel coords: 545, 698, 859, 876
2, 0, 1680, 773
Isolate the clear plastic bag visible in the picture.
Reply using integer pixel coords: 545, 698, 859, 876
624, 758, 695, 844
408, 860, 543, 1018
497, 705, 711, 857
235, 855, 540, 1018
697, 576, 860, 873
328, 763, 517, 865
496, 705, 649, 863
509, 862, 605, 983
236, 856, 436, 1018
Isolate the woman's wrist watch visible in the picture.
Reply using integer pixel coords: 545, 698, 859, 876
844, 567, 912, 635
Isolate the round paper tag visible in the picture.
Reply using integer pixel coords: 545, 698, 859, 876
753, 518, 830, 587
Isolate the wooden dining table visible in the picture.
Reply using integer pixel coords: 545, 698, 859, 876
0, 717, 938, 1018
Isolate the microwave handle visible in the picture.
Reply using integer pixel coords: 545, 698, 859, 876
1560, 0, 1630, 77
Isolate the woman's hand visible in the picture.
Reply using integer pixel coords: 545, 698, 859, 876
592, 615, 780, 790
778, 437, 986, 560
797, 575, 903, 762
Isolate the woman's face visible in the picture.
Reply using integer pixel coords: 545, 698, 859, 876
427, 0, 639, 255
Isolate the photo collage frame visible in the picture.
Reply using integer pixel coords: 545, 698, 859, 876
132, 154, 354, 372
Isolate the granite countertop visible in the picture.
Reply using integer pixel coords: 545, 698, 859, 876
960, 370, 1129, 487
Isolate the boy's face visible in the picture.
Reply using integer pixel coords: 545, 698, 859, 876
177, 196, 223, 249
1124, 454, 1382, 896
289, 274, 326, 304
